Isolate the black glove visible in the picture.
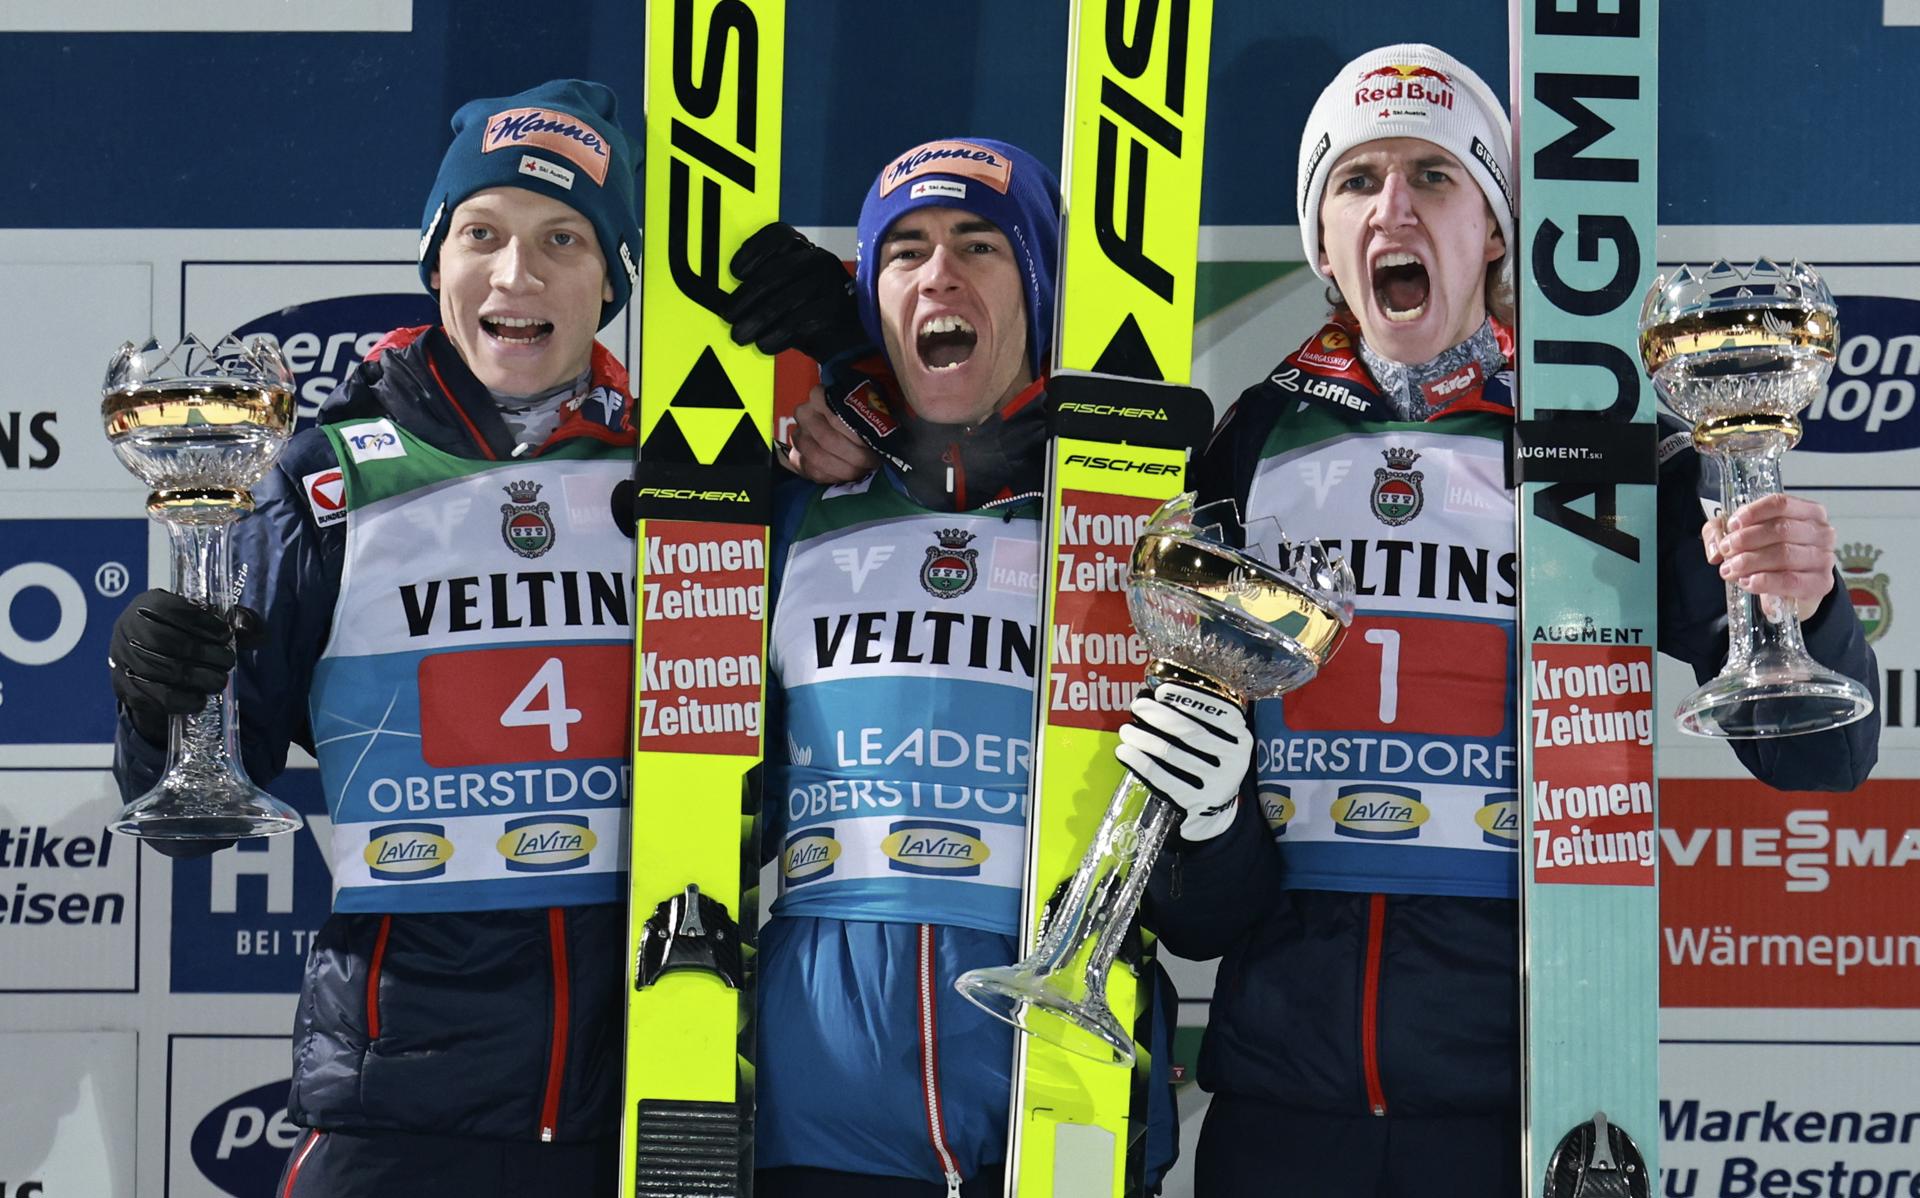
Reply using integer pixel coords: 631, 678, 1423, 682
721, 222, 867, 362
108, 589, 237, 744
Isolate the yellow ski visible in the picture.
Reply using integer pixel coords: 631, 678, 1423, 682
1006, 1, 1214, 1193
620, 1, 783, 1194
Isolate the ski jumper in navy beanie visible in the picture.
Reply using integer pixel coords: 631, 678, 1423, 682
853, 138, 1061, 380
417, 78, 642, 330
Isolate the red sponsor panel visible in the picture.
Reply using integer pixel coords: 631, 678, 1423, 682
636, 521, 766, 756
1048, 490, 1159, 732
1529, 643, 1656, 886
1660, 778, 1920, 1008
420, 644, 631, 766
1282, 614, 1508, 737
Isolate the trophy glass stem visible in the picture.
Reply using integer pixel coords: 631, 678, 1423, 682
952, 768, 1170, 1066
1716, 441, 1812, 670
110, 515, 300, 840
165, 518, 242, 768
1673, 440, 1875, 738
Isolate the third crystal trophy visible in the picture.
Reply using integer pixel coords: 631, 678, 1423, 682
102, 334, 301, 838
953, 494, 1352, 1064
1638, 260, 1874, 737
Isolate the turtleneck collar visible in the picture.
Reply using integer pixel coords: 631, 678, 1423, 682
1358, 319, 1509, 421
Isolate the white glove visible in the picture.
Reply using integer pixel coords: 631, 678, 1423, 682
1115, 682, 1252, 842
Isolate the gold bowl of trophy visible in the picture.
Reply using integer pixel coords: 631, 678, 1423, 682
102, 334, 301, 838
954, 493, 1352, 1065
1638, 260, 1873, 737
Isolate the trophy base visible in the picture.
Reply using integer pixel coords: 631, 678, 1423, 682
1675, 649, 1875, 739
110, 777, 302, 841
952, 964, 1135, 1066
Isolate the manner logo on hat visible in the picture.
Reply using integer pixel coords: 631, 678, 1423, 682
483, 106, 611, 186
880, 140, 1013, 198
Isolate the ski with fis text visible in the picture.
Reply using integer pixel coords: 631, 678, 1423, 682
619, 1, 783, 1194
1004, 1, 1214, 1194
1511, 3, 1660, 1195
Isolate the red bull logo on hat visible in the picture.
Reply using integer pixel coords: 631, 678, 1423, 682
1353, 63, 1456, 114
483, 106, 611, 185
880, 140, 1013, 198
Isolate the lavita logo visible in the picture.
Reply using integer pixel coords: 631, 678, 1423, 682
190, 1079, 301, 1198
228, 293, 438, 426
1801, 295, 1920, 452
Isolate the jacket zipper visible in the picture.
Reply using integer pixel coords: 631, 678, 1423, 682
540, 906, 572, 1142
917, 923, 964, 1198
1361, 893, 1388, 1116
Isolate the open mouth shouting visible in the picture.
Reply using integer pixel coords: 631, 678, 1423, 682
481, 314, 555, 347
918, 313, 978, 370
1372, 251, 1430, 323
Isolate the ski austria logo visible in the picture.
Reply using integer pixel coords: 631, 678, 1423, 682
1800, 295, 1920, 453
1841, 542, 1892, 644
498, 814, 596, 872
921, 527, 979, 599
500, 480, 556, 558
1371, 446, 1424, 526
1258, 783, 1295, 835
881, 819, 989, 876
781, 829, 840, 884
190, 1079, 302, 1198
228, 293, 438, 425
1331, 784, 1429, 841
365, 823, 453, 879
1477, 791, 1520, 846
301, 467, 346, 528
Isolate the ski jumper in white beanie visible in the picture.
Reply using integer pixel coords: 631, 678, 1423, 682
1296, 43, 1515, 285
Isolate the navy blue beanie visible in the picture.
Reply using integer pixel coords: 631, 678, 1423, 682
418, 79, 642, 329
854, 138, 1061, 380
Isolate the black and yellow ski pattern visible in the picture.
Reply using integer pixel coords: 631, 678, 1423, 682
621, 1, 783, 1194
1009, 2, 1213, 1194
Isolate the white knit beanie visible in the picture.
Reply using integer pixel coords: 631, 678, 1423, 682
1296, 43, 1514, 284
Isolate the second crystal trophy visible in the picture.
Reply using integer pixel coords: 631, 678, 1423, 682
1638, 260, 1874, 737
102, 335, 301, 839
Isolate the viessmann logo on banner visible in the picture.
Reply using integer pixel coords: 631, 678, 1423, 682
1660, 778, 1920, 1008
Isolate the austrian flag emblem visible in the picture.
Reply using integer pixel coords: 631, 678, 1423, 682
921, 527, 979, 599
1371, 446, 1425, 526
500, 480, 555, 558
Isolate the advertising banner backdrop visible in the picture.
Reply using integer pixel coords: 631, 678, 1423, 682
0, 773, 137, 992
0, 1031, 136, 1198
165, 1036, 300, 1198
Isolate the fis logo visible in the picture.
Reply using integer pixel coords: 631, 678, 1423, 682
365, 823, 453, 879
782, 829, 840, 883
498, 814, 596, 872
882, 820, 989, 876
1331, 785, 1430, 841
342, 419, 406, 463
1296, 459, 1352, 508
1086, 0, 1195, 305
833, 544, 895, 593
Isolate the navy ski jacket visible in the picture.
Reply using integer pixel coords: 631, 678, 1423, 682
113, 327, 636, 1143
1145, 343, 1881, 1120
